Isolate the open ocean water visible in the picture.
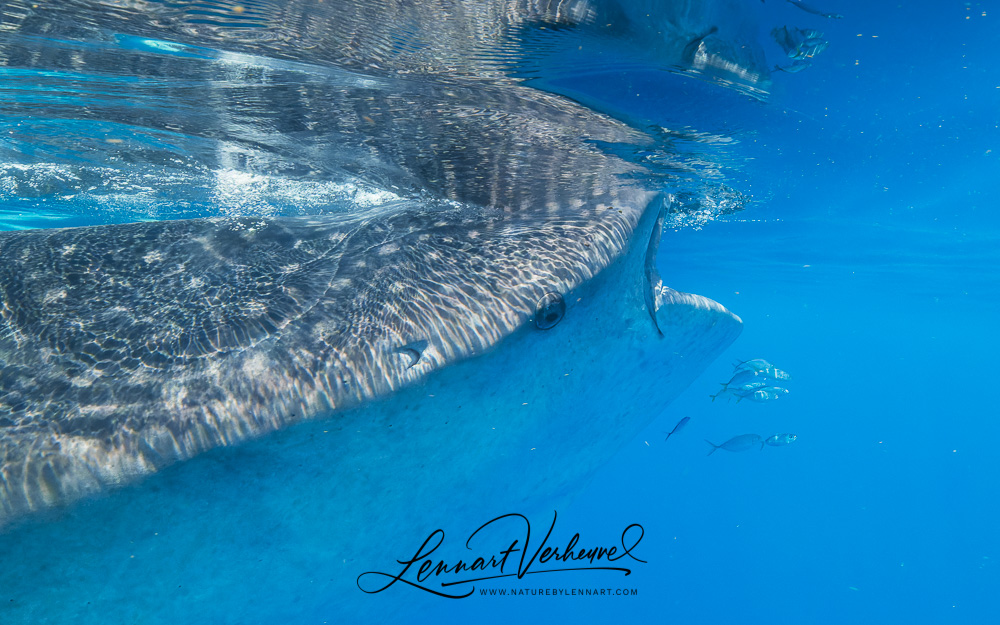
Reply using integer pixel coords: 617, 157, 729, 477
0, 1, 997, 624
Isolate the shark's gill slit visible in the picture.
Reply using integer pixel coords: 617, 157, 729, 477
534, 292, 566, 330
644, 201, 668, 336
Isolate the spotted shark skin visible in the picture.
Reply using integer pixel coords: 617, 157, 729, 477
0, 183, 670, 523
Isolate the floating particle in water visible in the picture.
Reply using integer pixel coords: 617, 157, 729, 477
534, 292, 566, 330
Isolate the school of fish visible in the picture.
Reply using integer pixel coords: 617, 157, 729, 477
661, 358, 799, 455
705, 358, 798, 455
710, 358, 791, 404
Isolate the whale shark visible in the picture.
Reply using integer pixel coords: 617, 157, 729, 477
0, 0, 750, 622
0, 183, 732, 521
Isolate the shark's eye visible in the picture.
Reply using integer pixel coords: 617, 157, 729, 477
534, 292, 566, 330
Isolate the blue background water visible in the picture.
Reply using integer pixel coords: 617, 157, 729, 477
2, 1, 997, 623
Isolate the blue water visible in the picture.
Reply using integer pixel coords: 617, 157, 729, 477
2, 1, 998, 623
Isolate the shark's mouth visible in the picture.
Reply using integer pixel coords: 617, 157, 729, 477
644, 201, 669, 336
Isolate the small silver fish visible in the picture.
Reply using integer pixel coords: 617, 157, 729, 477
733, 358, 772, 373
710, 389, 737, 402
705, 434, 763, 455
771, 26, 829, 60
786, 0, 844, 19
732, 359, 791, 381
664, 416, 690, 442
726, 369, 763, 386
765, 433, 798, 447
710, 382, 766, 402
769, 368, 792, 381
797, 38, 829, 59
747, 386, 789, 402
774, 60, 812, 74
